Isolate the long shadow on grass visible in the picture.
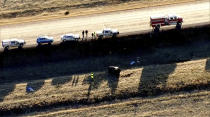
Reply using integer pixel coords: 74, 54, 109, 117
205, 58, 210, 72
25, 47, 52, 92
72, 75, 79, 87
0, 84, 15, 102
138, 63, 176, 96
82, 72, 119, 100
0, 64, 16, 102
51, 76, 73, 88
26, 75, 74, 93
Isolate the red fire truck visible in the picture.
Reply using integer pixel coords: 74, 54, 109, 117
150, 14, 183, 32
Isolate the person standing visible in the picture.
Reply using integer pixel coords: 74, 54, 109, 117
91, 33, 94, 39
85, 30, 88, 40
82, 30, 85, 40
94, 32, 96, 39
90, 72, 94, 81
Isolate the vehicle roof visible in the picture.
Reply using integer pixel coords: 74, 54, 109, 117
103, 28, 112, 30
63, 33, 75, 36
167, 14, 178, 17
38, 36, 53, 39
2, 38, 23, 42
150, 15, 165, 19
150, 14, 179, 19
103, 28, 118, 31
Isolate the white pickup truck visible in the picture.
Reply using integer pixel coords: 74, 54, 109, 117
96, 28, 119, 39
2, 39, 26, 50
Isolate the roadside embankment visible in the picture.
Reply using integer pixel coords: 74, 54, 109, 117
0, 24, 210, 68
0, 58, 210, 115
0, 24, 210, 115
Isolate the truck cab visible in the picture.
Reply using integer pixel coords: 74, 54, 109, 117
10, 40, 20, 47
167, 14, 183, 25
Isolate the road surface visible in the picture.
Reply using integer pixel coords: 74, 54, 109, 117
0, 0, 209, 47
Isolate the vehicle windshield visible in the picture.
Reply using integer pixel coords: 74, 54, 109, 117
66, 36, 73, 38
11, 41, 16, 44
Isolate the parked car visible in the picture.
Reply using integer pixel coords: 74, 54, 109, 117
37, 36, 54, 45
2, 38, 26, 50
61, 33, 80, 42
96, 28, 119, 39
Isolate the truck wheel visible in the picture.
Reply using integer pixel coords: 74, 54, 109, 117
98, 36, 103, 40
18, 44, 23, 49
176, 22, 182, 30
112, 34, 117, 39
4, 46, 9, 52
48, 42, 52, 45
154, 25, 160, 33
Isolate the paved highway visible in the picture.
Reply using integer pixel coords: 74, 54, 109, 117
0, 0, 209, 47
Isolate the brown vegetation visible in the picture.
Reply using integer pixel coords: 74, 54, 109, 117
29, 90, 210, 117
0, 58, 210, 115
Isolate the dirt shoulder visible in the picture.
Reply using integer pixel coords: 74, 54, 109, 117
0, 0, 198, 26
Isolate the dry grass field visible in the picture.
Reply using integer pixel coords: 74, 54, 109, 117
0, 58, 210, 115
28, 90, 210, 117
0, 0, 197, 25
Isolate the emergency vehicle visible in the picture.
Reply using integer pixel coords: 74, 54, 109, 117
150, 14, 183, 32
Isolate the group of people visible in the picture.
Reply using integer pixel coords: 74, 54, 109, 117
82, 30, 88, 40
82, 30, 97, 40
